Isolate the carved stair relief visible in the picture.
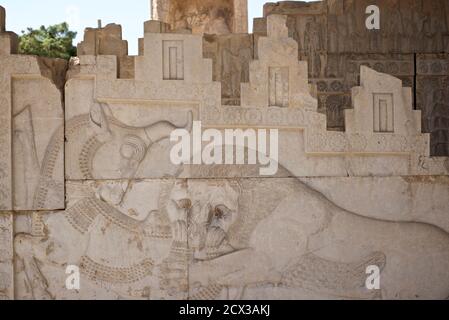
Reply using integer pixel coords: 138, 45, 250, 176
373, 94, 394, 133
269, 67, 289, 108
163, 40, 184, 80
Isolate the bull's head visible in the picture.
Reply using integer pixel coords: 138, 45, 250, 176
90, 103, 193, 206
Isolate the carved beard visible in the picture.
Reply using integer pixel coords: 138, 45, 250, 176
193, 226, 235, 261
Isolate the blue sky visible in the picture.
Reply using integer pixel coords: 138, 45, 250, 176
0, 0, 309, 55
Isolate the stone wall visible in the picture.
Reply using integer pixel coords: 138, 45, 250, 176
0, 4, 449, 300
257, 0, 449, 156
151, 0, 248, 34
202, 0, 449, 156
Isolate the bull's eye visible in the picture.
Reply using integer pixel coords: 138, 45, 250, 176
120, 144, 135, 160
120, 135, 147, 163
214, 206, 225, 219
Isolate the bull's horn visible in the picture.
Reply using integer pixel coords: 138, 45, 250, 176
145, 111, 193, 144
90, 103, 113, 142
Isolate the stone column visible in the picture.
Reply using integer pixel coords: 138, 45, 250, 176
150, 0, 248, 34
0, 6, 5, 32
0, 5, 12, 210
233, 0, 248, 33
151, 0, 170, 22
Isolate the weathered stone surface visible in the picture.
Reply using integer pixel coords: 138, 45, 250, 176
11, 176, 449, 300
0, 31, 18, 55
187, 177, 449, 300
203, 33, 253, 105
66, 27, 218, 180
77, 23, 128, 56
264, 0, 449, 54
417, 54, 449, 156
151, 0, 248, 34
0, 6, 5, 33
77, 23, 134, 79
0, 4, 448, 301
346, 66, 421, 136
0, 212, 13, 300
313, 53, 415, 130
260, 0, 449, 155
14, 180, 186, 300
0, 16, 66, 211
241, 15, 316, 110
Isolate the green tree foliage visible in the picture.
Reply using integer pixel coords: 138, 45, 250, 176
19, 22, 77, 60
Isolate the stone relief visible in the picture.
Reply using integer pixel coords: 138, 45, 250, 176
0, 39, 65, 211
0, 213, 13, 300
417, 54, 449, 156
0, 2, 448, 301
151, 0, 248, 34
186, 178, 449, 300
12, 81, 65, 211
66, 103, 193, 180
261, 0, 449, 155
14, 180, 176, 299
203, 34, 253, 106
154, 0, 233, 34
12, 173, 449, 299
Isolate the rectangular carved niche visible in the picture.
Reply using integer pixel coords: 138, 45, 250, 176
373, 93, 394, 133
163, 40, 184, 80
269, 67, 289, 108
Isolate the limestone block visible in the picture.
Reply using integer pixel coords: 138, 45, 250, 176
118, 56, 135, 79
0, 76, 12, 211
0, 54, 66, 211
0, 6, 5, 32
233, 0, 248, 33
313, 54, 415, 131
66, 23, 442, 181
76, 25, 135, 80
0, 32, 18, 55
241, 15, 317, 110
0, 5, 17, 58
77, 24, 128, 57
261, 0, 449, 156
66, 29, 227, 181
135, 32, 214, 84
252, 17, 267, 35
144, 20, 171, 34
151, 0, 248, 34
302, 176, 449, 233
346, 66, 422, 136
265, 0, 449, 54
203, 34, 253, 105
416, 54, 449, 156
263, 1, 327, 78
